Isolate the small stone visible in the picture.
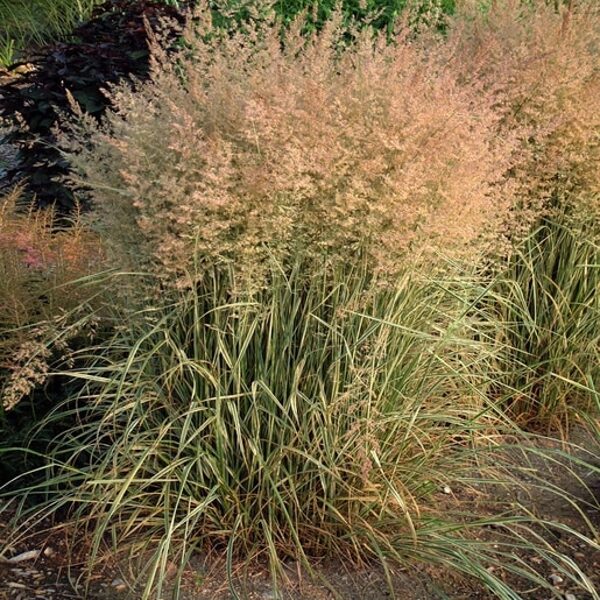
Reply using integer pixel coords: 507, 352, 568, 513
565, 594, 577, 600
7, 582, 27, 589
442, 485, 452, 495
111, 577, 127, 592
548, 573, 564, 586
42, 547, 54, 558
7, 550, 41, 564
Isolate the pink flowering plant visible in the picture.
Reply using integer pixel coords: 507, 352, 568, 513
0, 188, 106, 413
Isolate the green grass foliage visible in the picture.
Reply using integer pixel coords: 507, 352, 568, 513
7, 260, 599, 599
0, 0, 100, 65
489, 216, 600, 430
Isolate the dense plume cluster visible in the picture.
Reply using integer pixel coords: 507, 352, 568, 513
444, 0, 600, 229
63, 6, 525, 286
64, 1, 600, 288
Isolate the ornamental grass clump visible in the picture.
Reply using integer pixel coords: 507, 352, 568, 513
9, 3, 596, 597
9, 261, 599, 599
487, 217, 600, 430
63, 5, 519, 287
442, 0, 600, 429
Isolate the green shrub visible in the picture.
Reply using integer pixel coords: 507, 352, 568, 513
220, 0, 456, 32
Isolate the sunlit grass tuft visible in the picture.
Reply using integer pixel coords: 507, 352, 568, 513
488, 216, 600, 431
0, 0, 100, 66
2, 259, 598, 599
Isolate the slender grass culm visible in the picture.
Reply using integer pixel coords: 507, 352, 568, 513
488, 216, 600, 431
0, 0, 99, 66
3, 258, 598, 599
